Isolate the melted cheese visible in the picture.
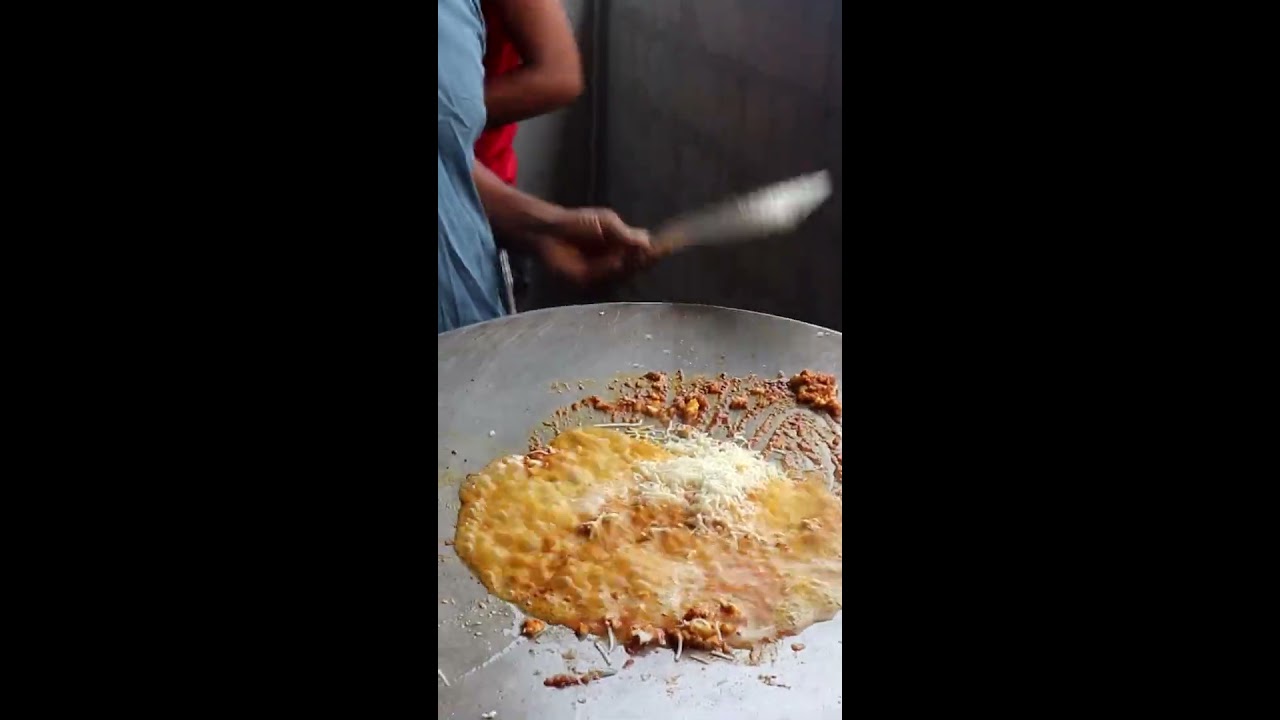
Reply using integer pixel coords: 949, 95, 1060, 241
453, 427, 842, 651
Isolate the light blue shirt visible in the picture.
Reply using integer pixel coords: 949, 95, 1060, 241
438, 0, 504, 333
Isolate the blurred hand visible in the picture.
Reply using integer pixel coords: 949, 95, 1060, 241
549, 207, 650, 252
536, 208, 656, 285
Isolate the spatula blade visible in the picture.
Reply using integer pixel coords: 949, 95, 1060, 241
652, 171, 832, 252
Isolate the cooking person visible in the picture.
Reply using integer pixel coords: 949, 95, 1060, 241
475, 0, 585, 312
439, 0, 648, 333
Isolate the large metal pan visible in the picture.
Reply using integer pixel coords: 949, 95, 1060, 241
437, 303, 843, 720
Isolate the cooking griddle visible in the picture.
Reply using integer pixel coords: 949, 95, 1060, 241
437, 303, 843, 720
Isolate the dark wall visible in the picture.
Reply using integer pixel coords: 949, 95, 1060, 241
520, 0, 843, 332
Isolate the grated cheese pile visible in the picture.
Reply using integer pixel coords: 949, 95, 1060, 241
632, 429, 785, 529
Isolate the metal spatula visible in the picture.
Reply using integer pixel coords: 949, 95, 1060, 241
650, 171, 832, 253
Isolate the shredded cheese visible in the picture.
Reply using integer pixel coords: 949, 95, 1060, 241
632, 430, 784, 531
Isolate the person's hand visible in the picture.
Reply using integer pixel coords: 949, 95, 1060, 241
547, 207, 651, 253
535, 207, 656, 286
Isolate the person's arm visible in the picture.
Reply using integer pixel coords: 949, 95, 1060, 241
484, 0, 583, 128
473, 162, 562, 252
473, 163, 653, 284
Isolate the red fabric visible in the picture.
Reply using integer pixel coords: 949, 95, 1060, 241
475, 2, 523, 185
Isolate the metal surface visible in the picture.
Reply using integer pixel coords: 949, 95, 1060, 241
652, 171, 832, 253
438, 303, 842, 720
498, 248, 517, 314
